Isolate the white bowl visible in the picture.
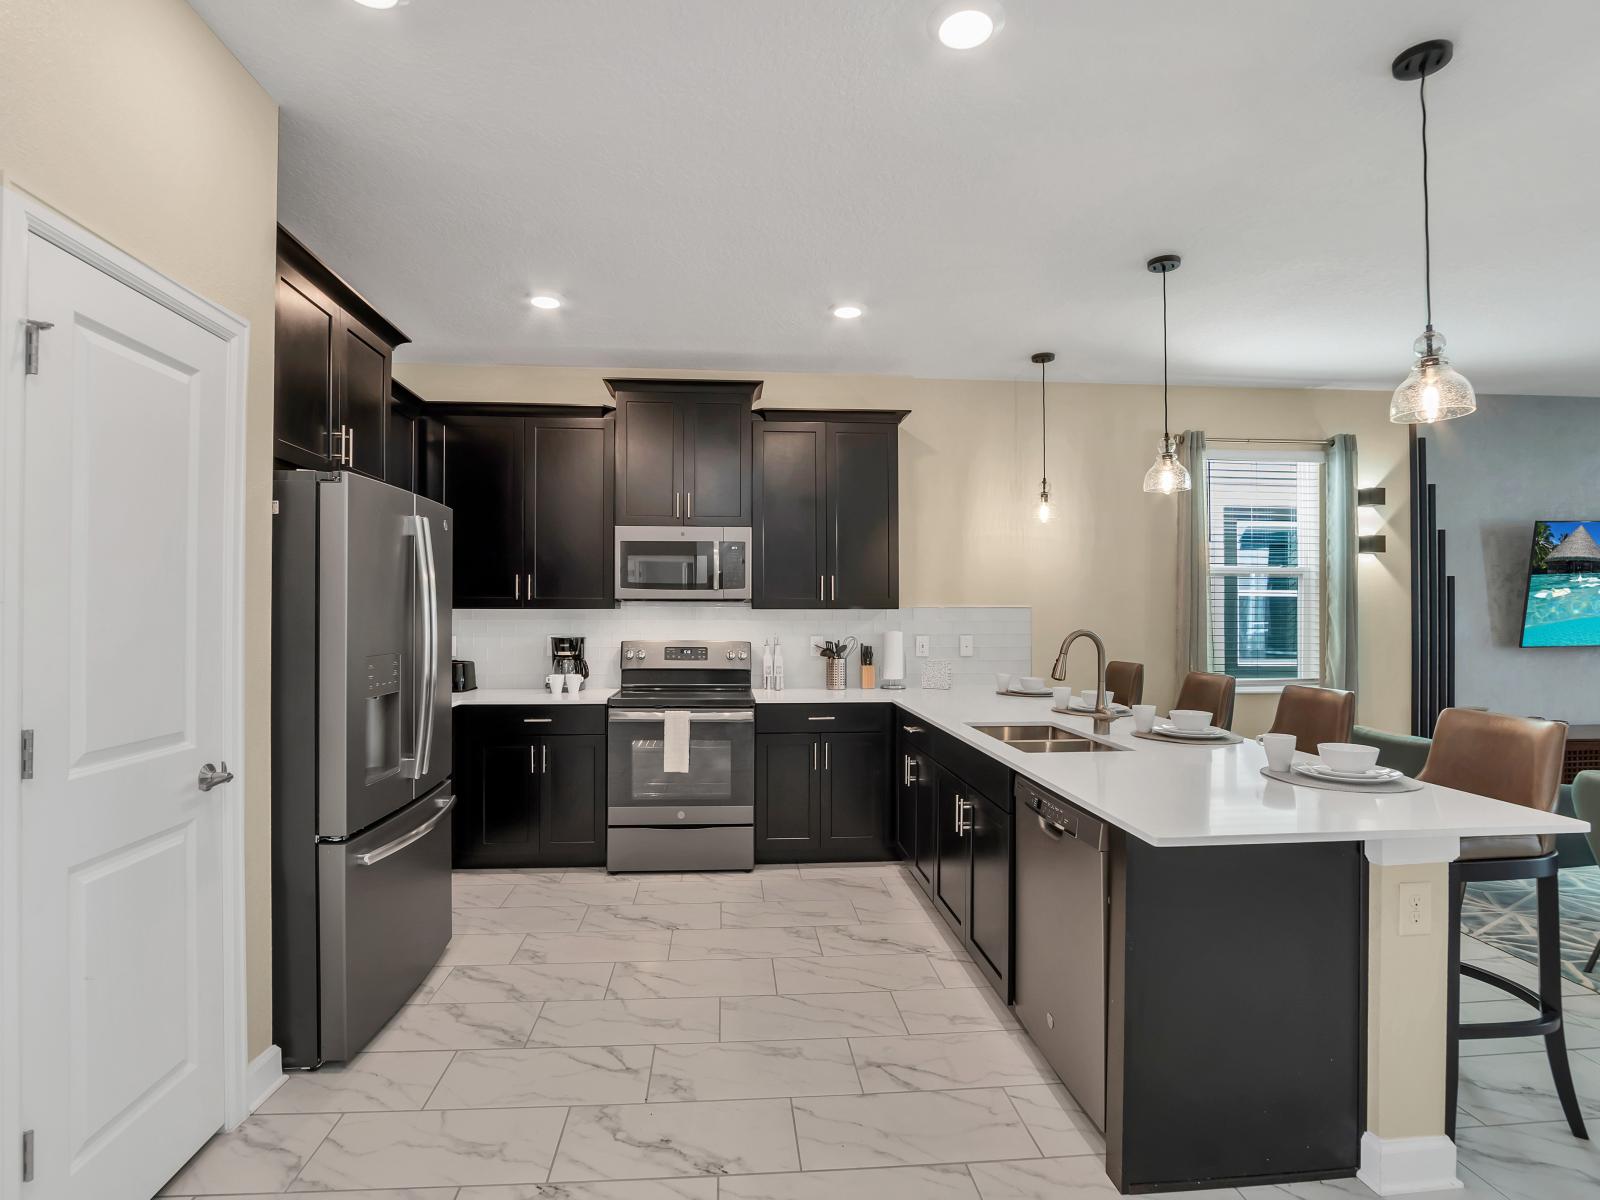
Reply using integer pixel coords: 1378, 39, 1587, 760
1018, 676, 1046, 692
1318, 742, 1380, 773
1168, 708, 1213, 731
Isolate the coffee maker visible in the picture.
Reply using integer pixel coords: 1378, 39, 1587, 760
550, 636, 589, 689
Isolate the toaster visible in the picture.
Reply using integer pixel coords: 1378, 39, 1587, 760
451, 659, 477, 692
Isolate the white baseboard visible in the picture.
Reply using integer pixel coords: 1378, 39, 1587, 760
1357, 1131, 1463, 1195
244, 1045, 285, 1114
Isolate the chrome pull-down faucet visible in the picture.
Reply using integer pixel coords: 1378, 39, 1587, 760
1051, 628, 1113, 736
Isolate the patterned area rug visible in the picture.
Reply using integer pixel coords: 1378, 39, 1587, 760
1462, 864, 1600, 992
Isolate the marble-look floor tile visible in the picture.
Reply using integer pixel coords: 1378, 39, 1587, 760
514, 931, 674, 964
507, 880, 641, 907
851, 1030, 1056, 1092
427, 1045, 653, 1108
432, 962, 616, 1004
453, 883, 515, 908
892, 987, 1019, 1033
817, 923, 969, 958
454, 904, 588, 935
607, 958, 775, 998
158, 1114, 338, 1195
647, 1038, 861, 1101
774, 954, 942, 995
762, 877, 891, 904
929, 957, 988, 988
798, 864, 905, 878
668, 927, 822, 960
1238, 1161, 1506, 1198
792, 1088, 1038, 1170
719, 1163, 981, 1200
1456, 1119, 1600, 1200
579, 903, 723, 932
408, 964, 453, 1004
455, 869, 566, 884
1456, 1048, 1600, 1125
633, 878, 766, 904
969, 1157, 1198, 1199
1004, 1084, 1103, 1156
438, 934, 528, 966
547, 1098, 800, 1180
365, 1002, 542, 1052
527, 998, 720, 1047
457, 1183, 717, 1200
195, 1190, 457, 1200
258, 1052, 453, 1114
720, 900, 860, 928
721, 992, 908, 1041
290, 1108, 568, 1190
848, 896, 937, 925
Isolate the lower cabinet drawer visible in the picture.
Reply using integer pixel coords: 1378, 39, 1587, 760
757, 703, 890, 734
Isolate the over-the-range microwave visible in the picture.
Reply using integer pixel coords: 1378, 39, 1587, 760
614, 525, 751, 601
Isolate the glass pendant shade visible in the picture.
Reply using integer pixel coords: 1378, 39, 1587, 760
1036, 482, 1053, 523
1391, 327, 1476, 424
1142, 435, 1191, 495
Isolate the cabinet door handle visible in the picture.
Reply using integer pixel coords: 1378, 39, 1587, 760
812, 741, 818, 772
807, 715, 835, 721
818, 576, 824, 602
514, 574, 520, 601
687, 492, 693, 519
902, 724, 924, 734
527, 573, 534, 601
330, 426, 347, 463
346, 426, 355, 466
824, 741, 830, 770
523, 718, 552, 723
542, 744, 549, 774
830, 575, 836, 602
674, 492, 680, 518
530, 746, 538, 775
903, 754, 915, 786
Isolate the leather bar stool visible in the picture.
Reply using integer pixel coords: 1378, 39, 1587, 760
1106, 660, 1145, 706
1265, 684, 1356, 755
1572, 772, 1600, 973
1173, 671, 1236, 730
1420, 709, 1587, 1139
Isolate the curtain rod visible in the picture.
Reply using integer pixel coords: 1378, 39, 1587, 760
1202, 436, 1335, 447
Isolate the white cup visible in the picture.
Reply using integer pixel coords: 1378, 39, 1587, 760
565, 673, 583, 695
1051, 687, 1074, 708
1168, 708, 1213, 732
545, 673, 565, 693
1259, 732, 1297, 772
995, 673, 1011, 692
1080, 689, 1113, 709
1131, 704, 1157, 733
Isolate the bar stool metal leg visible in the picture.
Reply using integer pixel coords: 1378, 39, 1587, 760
1538, 872, 1588, 1139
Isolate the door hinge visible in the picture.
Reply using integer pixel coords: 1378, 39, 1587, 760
23, 320, 54, 375
20, 729, 34, 780
21, 1128, 34, 1182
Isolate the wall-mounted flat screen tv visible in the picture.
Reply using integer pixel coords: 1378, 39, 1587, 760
1522, 520, 1600, 647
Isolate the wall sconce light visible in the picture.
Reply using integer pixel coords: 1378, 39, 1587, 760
1358, 487, 1387, 507
1359, 534, 1388, 554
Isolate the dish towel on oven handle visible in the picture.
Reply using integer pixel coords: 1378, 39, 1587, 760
663, 710, 691, 773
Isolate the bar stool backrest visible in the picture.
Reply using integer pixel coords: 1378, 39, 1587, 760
1267, 684, 1356, 755
1173, 671, 1236, 730
1106, 660, 1144, 707
1418, 709, 1568, 853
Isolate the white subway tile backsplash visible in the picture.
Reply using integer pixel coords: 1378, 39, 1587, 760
450, 605, 1031, 690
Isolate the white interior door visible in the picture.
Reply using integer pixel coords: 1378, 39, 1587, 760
18, 236, 232, 1199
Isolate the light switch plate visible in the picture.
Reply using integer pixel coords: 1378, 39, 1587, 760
915, 635, 930, 657
959, 635, 974, 657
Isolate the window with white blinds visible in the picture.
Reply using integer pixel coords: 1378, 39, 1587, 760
1202, 450, 1325, 684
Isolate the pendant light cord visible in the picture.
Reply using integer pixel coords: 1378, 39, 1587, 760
1161, 268, 1171, 442
1039, 358, 1048, 480
1420, 71, 1433, 330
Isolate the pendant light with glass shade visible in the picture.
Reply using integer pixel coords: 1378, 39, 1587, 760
1031, 351, 1055, 522
1389, 39, 1476, 424
1142, 254, 1190, 494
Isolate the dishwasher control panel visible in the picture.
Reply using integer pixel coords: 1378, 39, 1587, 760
1016, 781, 1106, 848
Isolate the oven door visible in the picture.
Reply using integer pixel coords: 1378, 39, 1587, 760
607, 708, 755, 824
614, 526, 751, 600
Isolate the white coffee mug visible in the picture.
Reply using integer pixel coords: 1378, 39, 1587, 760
1052, 687, 1075, 708
1131, 704, 1157, 733
995, 673, 1011, 692
565, 673, 583, 695
546, 673, 565, 693
1259, 732, 1297, 772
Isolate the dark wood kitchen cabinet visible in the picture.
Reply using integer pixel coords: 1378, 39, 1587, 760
967, 785, 1012, 994
754, 705, 891, 863
453, 706, 606, 868
607, 379, 760, 527
753, 411, 903, 609
439, 409, 614, 609
273, 227, 409, 478
933, 766, 971, 932
895, 720, 938, 888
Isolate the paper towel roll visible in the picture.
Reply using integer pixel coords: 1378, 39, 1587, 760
882, 631, 905, 684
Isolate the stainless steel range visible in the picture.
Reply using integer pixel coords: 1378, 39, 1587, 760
606, 640, 755, 872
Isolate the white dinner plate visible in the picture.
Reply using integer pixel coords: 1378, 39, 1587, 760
1064, 701, 1132, 715
1151, 723, 1230, 740
1291, 762, 1399, 785
998, 685, 1052, 697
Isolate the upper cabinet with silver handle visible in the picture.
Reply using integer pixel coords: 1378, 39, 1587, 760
903, 754, 916, 786
198, 761, 234, 792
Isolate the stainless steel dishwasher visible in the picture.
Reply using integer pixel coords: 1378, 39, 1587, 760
1013, 777, 1109, 1131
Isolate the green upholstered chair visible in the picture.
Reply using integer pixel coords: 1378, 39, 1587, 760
1351, 725, 1432, 777
1575, 773, 1600, 974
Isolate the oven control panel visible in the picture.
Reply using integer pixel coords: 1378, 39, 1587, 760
664, 646, 708, 661
620, 640, 752, 668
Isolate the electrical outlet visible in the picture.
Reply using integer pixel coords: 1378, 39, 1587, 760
1398, 881, 1432, 937
959, 634, 974, 657
915, 635, 930, 658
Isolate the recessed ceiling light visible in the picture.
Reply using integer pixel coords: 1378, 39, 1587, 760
353, 0, 399, 9
530, 294, 562, 310
832, 305, 863, 320
937, 8, 998, 50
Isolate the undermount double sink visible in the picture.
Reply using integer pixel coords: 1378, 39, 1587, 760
970, 724, 1126, 754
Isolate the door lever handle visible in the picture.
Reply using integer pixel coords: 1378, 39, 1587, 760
198, 761, 234, 792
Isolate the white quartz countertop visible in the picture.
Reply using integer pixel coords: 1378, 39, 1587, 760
456, 684, 1588, 849
453, 687, 617, 706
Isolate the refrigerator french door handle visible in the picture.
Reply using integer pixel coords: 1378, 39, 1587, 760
418, 513, 440, 778
355, 792, 455, 866
403, 513, 438, 780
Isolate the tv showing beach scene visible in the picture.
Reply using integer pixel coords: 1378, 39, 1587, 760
1522, 520, 1600, 647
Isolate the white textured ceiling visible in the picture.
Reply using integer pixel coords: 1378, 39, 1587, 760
191, 0, 1600, 393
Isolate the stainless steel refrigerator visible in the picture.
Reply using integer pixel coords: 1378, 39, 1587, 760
271, 469, 454, 1068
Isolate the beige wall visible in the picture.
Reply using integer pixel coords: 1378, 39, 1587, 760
1, 0, 279, 1056
398, 363, 1411, 735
